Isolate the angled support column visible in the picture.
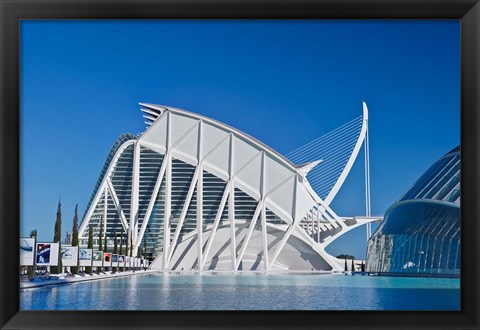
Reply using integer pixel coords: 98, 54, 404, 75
103, 186, 108, 240
163, 113, 172, 271
130, 141, 141, 255
133, 151, 168, 252
196, 121, 204, 270
267, 175, 299, 271
106, 178, 129, 233
260, 151, 269, 271
267, 223, 297, 271
235, 201, 261, 270
228, 133, 236, 270
166, 166, 200, 268
200, 182, 231, 270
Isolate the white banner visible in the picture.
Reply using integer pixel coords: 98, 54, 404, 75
36, 243, 60, 266
61, 246, 79, 267
92, 251, 103, 267
79, 248, 92, 267
103, 253, 112, 267
20, 238, 35, 266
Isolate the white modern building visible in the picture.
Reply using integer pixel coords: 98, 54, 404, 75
78, 102, 379, 272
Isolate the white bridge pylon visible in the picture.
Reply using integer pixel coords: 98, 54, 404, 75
78, 102, 379, 272
286, 101, 375, 243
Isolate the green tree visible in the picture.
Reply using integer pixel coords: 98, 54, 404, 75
98, 220, 103, 252
86, 225, 93, 274
351, 258, 355, 272
103, 233, 108, 252
98, 220, 103, 273
51, 200, 62, 274
344, 258, 348, 272
27, 229, 37, 279
103, 234, 108, 272
112, 231, 118, 273
71, 204, 79, 274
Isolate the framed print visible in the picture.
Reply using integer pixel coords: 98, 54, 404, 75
103, 253, 112, 268
19, 238, 35, 266
35, 243, 59, 267
60, 246, 79, 267
1, 0, 479, 330
92, 251, 103, 268
118, 255, 126, 268
78, 248, 93, 267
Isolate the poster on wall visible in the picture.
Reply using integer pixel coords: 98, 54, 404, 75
61, 246, 79, 267
125, 256, 130, 268
118, 255, 125, 268
20, 237, 35, 266
111, 254, 118, 267
103, 253, 112, 267
79, 248, 92, 267
36, 243, 60, 266
92, 251, 103, 267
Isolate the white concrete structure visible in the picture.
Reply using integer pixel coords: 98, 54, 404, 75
79, 102, 379, 272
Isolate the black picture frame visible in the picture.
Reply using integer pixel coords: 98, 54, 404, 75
1, 0, 479, 329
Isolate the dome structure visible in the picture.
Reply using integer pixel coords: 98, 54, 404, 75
366, 146, 460, 276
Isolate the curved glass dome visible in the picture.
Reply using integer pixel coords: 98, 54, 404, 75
366, 146, 460, 276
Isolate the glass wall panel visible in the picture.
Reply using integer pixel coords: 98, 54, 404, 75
366, 201, 459, 276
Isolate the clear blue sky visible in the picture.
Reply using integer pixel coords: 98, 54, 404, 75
20, 20, 459, 259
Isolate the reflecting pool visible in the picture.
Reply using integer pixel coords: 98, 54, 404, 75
20, 273, 460, 310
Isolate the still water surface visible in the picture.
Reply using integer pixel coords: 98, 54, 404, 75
20, 273, 460, 310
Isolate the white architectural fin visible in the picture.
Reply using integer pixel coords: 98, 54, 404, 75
296, 160, 322, 177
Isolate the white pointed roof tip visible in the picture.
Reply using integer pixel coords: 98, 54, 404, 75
140, 102, 188, 113
139, 103, 170, 112
296, 159, 322, 176
362, 101, 369, 121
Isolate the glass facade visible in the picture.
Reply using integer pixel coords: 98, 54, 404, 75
366, 146, 460, 276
